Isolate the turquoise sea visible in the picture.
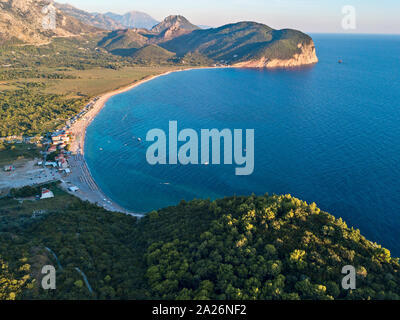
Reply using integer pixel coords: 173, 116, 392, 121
85, 34, 400, 256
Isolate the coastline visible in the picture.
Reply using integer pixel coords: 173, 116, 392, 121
65, 66, 229, 216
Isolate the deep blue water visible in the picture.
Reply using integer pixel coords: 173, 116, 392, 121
86, 34, 400, 256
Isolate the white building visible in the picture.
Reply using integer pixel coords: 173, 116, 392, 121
68, 186, 79, 192
40, 189, 54, 200
45, 162, 58, 168
3, 165, 15, 172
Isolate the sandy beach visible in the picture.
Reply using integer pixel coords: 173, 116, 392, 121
65, 66, 226, 216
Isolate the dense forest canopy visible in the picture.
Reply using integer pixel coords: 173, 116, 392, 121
0, 89, 87, 136
0, 187, 399, 300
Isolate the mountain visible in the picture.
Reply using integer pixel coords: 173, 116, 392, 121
55, 4, 158, 30
97, 28, 148, 51
151, 15, 199, 33
97, 14, 203, 54
150, 15, 199, 42
98, 17, 318, 69
0, 0, 100, 44
97, 15, 201, 51
161, 21, 318, 68
55, 3, 125, 30
104, 11, 159, 30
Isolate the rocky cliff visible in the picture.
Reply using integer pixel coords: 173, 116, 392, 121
0, 0, 100, 44
233, 41, 318, 68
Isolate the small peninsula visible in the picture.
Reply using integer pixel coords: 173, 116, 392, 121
97, 17, 319, 69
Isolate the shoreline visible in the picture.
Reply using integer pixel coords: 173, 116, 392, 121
66, 66, 229, 216
69, 66, 230, 155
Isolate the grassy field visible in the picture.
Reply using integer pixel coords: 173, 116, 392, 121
0, 143, 41, 167
1, 66, 187, 98
45, 66, 185, 97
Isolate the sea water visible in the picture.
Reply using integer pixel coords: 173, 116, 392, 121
86, 34, 400, 256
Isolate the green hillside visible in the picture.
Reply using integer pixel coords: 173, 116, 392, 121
1, 187, 399, 300
130, 45, 176, 64
161, 22, 314, 63
97, 20, 316, 65
97, 29, 148, 51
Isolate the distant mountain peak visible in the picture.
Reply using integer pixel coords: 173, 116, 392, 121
126, 10, 151, 15
151, 15, 199, 34
55, 2, 125, 30
104, 11, 159, 30
164, 15, 189, 21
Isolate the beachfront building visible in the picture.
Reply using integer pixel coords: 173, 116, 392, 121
40, 189, 54, 200
52, 135, 70, 145
55, 154, 69, 169
45, 161, 58, 168
49, 131, 71, 154
51, 135, 62, 143
48, 146, 57, 153
3, 165, 15, 172
68, 186, 79, 192
51, 131, 70, 142
58, 159, 69, 169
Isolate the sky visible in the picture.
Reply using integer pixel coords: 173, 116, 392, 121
58, 0, 400, 34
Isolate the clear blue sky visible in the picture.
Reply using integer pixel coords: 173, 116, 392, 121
58, 0, 400, 34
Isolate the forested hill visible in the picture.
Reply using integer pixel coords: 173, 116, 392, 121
98, 20, 318, 68
1, 189, 399, 300
160, 22, 319, 67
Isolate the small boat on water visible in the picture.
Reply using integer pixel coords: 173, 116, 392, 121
137, 138, 142, 142
338, 59, 343, 64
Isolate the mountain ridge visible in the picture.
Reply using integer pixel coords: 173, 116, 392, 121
0, 2, 318, 69
161, 21, 318, 67
54, 3, 125, 30
96, 16, 318, 68
104, 11, 159, 30
97, 15, 203, 52
0, 0, 100, 44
